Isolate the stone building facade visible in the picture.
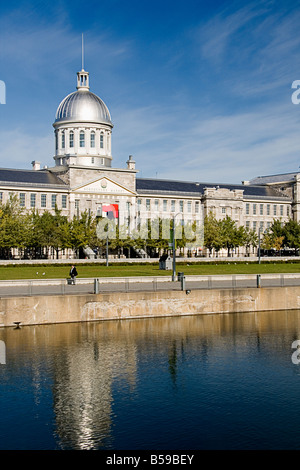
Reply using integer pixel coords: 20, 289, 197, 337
0, 68, 297, 258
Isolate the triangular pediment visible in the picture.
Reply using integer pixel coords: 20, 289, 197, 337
72, 176, 136, 195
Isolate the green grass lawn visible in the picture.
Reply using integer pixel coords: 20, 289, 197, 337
0, 260, 300, 280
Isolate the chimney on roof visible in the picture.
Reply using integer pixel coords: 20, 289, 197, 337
126, 155, 136, 170
31, 161, 40, 171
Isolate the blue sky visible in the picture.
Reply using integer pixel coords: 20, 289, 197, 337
1, 0, 300, 184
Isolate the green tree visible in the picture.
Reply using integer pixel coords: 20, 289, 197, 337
0, 195, 27, 258
283, 219, 300, 249
109, 222, 135, 258
70, 210, 97, 257
261, 219, 285, 252
23, 210, 44, 258
204, 212, 223, 257
244, 227, 258, 255
219, 216, 237, 257
231, 225, 248, 256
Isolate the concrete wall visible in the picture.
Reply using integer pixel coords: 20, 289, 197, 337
1, 286, 300, 328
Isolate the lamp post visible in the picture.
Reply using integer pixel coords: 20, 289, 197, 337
172, 213, 182, 281
258, 225, 261, 264
106, 234, 109, 267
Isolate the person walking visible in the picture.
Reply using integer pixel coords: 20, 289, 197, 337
70, 265, 78, 285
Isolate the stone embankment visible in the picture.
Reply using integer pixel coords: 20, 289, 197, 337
0, 283, 300, 328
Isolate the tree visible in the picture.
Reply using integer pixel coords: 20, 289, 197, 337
244, 227, 258, 255
283, 219, 300, 250
219, 216, 238, 257
261, 219, 285, 252
23, 210, 45, 258
70, 210, 97, 257
232, 225, 248, 256
109, 222, 135, 258
0, 195, 27, 258
204, 212, 223, 257
269, 219, 284, 239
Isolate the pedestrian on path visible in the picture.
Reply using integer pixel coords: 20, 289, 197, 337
70, 265, 78, 285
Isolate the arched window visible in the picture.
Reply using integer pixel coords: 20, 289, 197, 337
100, 132, 104, 149
80, 131, 85, 148
69, 131, 74, 148
61, 131, 65, 149
90, 131, 95, 148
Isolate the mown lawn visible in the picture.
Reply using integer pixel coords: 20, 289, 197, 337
0, 260, 300, 280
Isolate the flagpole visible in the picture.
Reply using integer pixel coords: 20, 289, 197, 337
106, 235, 109, 267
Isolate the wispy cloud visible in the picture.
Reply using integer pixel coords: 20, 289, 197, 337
0, 5, 133, 90
190, 1, 300, 102
0, 129, 53, 169
113, 99, 300, 183
1, 0, 300, 185
198, 3, 266, 65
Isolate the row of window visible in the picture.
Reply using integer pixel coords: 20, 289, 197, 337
17, 193, 67, 209
57, 156, 106, 166
221, 207, 237, 214
138, 199, 200, 213
245, 203, 289, 217
58, 130, 108, 149
137, 199, 291, 217
246, 221, 273, 232
0, 192, 291, 219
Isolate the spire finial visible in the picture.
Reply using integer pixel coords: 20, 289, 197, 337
77, 34, 89, 90
81, 33, 84, 70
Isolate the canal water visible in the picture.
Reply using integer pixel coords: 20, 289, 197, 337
1, 310, 300, 450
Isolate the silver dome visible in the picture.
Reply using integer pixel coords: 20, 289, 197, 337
54, 90, 112, 125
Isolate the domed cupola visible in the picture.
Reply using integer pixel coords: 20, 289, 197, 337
53, 69, 113, 168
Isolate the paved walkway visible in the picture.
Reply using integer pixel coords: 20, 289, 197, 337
0, 274, 299, 297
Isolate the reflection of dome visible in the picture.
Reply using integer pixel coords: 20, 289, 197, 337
55, 90, 112, 125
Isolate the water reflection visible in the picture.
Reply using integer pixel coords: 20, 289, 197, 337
52, 323, 138, 449
1, 310, 300, 449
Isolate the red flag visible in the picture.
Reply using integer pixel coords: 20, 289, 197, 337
102, 204, 119, 219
